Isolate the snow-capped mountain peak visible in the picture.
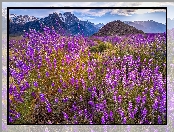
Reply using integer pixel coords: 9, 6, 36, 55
9, 14, 39, 24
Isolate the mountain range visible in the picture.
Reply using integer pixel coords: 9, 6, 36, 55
8, 12, 104, 37
124, 20, 166, 33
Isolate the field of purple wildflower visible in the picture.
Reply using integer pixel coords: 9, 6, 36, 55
9, 26, 166, 124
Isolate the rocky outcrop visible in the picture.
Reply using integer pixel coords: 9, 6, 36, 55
92, 20, 145, 36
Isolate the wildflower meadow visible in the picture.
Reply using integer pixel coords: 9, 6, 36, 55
8, 25, 166, 124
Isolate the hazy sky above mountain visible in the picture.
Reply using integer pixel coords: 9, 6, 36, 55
3, 2, 173, 25
9, 8, 166, 25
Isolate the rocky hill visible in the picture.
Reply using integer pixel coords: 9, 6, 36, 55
92, 20, 144, 37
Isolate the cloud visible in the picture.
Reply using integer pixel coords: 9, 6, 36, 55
151, 9, 166, 12
3, 2, 170, 18
58, 9, 110, 17
134, 9, 166, 15
85, 9, 111, 17
110, 9, 139, 16
110, 9, 166, 16
78, 16, 95, 21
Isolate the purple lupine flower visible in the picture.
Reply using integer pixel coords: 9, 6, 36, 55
122, 117, 127, 124
82, 63, 85, 69
46, 105, 52, 113
51, 82, 55, 87
62, 59, 65, 66
75, 79, 79, 90
45, 98, 51, 106
103, 100, 107, 106
141, 107, 148, 118
142, 92, 145, 95
63, 97, 68, 103
158, 115, 162, 124
58, 88, 62, 93
72, 103, 77, 111
114, 90, 118, 96
104, 111, 109, 120
16, 112, 20, 119
95, 104, 101, 112
25, 82, 30, 89
113, 95, 117, 102
133, 106, 138, 115
101, 116, 105, 124
88, 87, 92, 92
135, 95, 141, 104
152, 98, 158, 110
61, 69, 64, 73
84, 109, 88, 119
81, 78, 86, 89
87, 67, 93, 74
33, 81, 38, 87
74, 120, 78, 124
160, 94, 166, 113
70, 77, 75, 85
31, 92, 36, 99
159, 102, 166, 113
78, 110, 83, 116
80, 95, 83, 101
55, 98, 58, 103
73, 115, 77, 120
88, 101, 94, 106
46, 71, 49, 77
150, 88, 155, 99
14, 93, 24, 103
142, 95, 146, 104
129, 112, 135, 119
59, 75, 63, 83
91, 91, 96, 98
128, 101, 133, 111
62, 112, 68, 120
9, 116, 14, 123
109, 111, 114, 121
144, 87, 148, 93
93, 86, 97, 92
40, 93, 46, 102
89, 120, 93, 124
73, 115, 78, 124
118, 95, 122, 103
76, 65, 80, 71
62, 82, 67, 88
9, 84, 14, 95
118, 108, 124, 118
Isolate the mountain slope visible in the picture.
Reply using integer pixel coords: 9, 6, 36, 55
124, 20, 166, 33
9, 12, 100, 37
93, 20, 144, 36
95, 23, 104, 29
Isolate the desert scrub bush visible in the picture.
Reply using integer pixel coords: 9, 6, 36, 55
89, 41, 114, 53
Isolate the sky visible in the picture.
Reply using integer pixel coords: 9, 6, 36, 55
3, 2, 174, 25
